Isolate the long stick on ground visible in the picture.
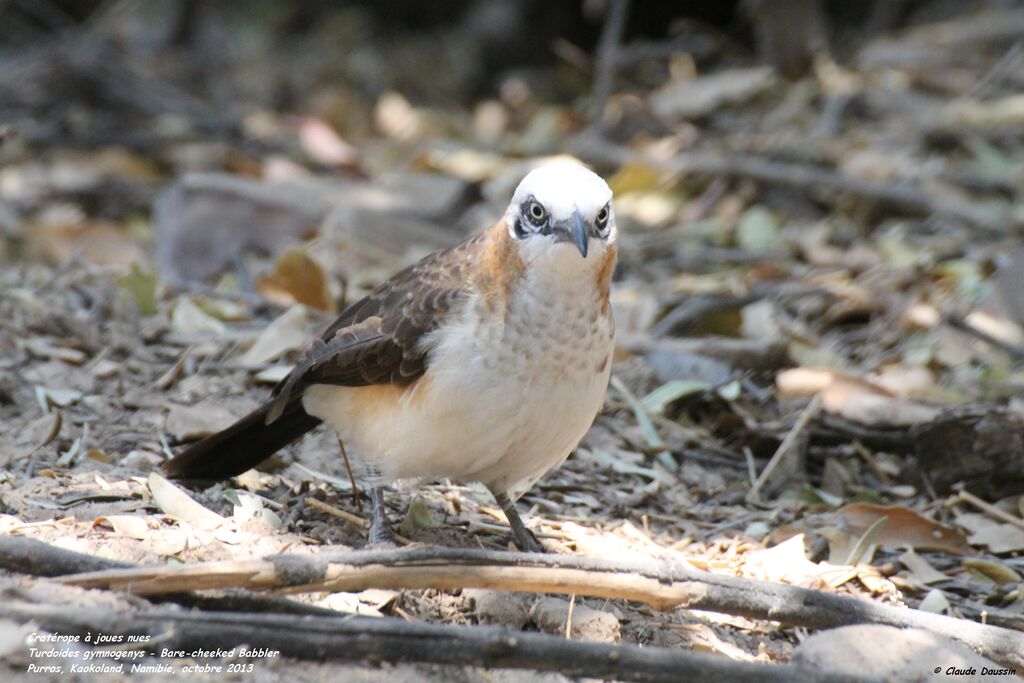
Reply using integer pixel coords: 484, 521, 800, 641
0, 536, 338, 617
0, 598, 879, 683
747, 394, 822, 502
2, 537, 1021, 668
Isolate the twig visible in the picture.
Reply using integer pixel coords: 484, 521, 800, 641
844, 517, 887, 566
0, 535, 131, 576
0, 598, 878, 683
942, 313, 1024, 362
747, 394, 823, 502
590, 0, 630, 124
965, 39, 1024, 100
651, 292, 765, 337
304, 497, 412, 545
955, 490, 1024, 533
617, 334, 790, 372
572, 136, 1015, 232
305, 497, 369, 528
852, 440, 893, 485
335, 436, 362, 511
565, 593, 576, 639
3, 539, 1021, 668
0, 537, 340, 617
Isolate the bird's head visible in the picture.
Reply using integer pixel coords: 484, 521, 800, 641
504, 160, 616, 271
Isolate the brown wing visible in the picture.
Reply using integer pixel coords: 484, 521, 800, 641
265, 233, 485, 423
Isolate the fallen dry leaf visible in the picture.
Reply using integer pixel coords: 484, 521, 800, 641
165, 402, 241, 441
24, 338, 88, 365
254, 364, 293, 384
92, 515, 149, 540
149, 527, 189, 557
606, 163, 664, 196
855, 566, 898, 596
1, 411, 61, 461
962, 558, 1022, 584
744, 534, 832, 588
296, 117, 359, 168
231, 490, 282, 531
776, 368, 833, 395
777, 369, 940, 426
957, 512, 1024, 553
258, 247, 335, 312
170, 297, 226, 337
898, 550, 950, 585
677, 622, 760, 662
35, 386, 82, 408
824, 381, 939, 425
238, 304, 309, 366
28, 217, 149, 267
918, 588, 950, 614
375, 91, 424, 142
866, 365, 936, 396
148, 472, 225, 530
838, 503, 971, 555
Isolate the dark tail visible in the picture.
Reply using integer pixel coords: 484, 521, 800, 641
161, 399, 322, 480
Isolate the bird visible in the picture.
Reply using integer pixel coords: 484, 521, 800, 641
162, 160, 617, 552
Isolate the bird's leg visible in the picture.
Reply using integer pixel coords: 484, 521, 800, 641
367, 486, 394, 546
489, 487, 545, 553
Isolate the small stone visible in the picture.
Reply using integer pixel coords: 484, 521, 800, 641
792, 625, 1014, 683
532, 597, 620, 643
464, 589, 532, 630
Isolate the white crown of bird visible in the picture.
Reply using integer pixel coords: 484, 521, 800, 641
503, 160, 616, 268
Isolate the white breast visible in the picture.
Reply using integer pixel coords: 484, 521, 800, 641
302, 250, 614, 497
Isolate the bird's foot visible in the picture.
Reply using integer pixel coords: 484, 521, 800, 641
512, 526, 546, 554
367, 524, 397, 548
490, 486, 547, 554
366, 485, 395, 548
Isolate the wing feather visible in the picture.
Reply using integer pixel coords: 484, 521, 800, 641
265, 233, 486, 423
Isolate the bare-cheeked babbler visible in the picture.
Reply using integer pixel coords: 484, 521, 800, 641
163, 160, 618, 552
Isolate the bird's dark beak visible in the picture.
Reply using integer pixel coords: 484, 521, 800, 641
552, 210, 589, 258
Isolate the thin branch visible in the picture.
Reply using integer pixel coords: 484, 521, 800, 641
956, 490, 1024, 533
2, 538, 1021, 668
943, 313, 1024, 362
0, 535, 132, 576
305, 497, 413, 544
0, 536, 336, 617
0, 598, 881, 683
572, 135, 1017, 232
747, 394, 823, 502
591, 0, 630, 124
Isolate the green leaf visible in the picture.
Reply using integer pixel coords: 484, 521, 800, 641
119, 264, 157, 315
611, 376, 665, 449
399, 496, 440, 536
965, 135, 1018, 181
716, 379, 742, 401
640, 379, 710, 415
736, 206, 781, 251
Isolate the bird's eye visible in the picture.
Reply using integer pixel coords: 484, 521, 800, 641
526, 201, 547, 227
596, 205, 610, 231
